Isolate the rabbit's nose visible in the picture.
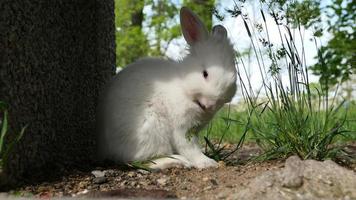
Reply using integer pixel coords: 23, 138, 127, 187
199, 98, 216, 111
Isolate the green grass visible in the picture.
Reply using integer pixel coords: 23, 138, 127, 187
0, 101, 8, 169
203, 106, 247, 143
204, 103, 356, 143
339, 101, 356, 141
202, 5, 355, 163
0, 101, 26, 170
202, 105, 254, 162
203, 100, 356, 162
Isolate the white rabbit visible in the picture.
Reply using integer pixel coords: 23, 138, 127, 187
99, 7, 237, 170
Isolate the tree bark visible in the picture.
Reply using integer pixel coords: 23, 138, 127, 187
0, 0, 115, 184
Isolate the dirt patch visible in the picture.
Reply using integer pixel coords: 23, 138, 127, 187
235, 156, 356, 199
6, 143, 356, 199
14, 161, 284, 199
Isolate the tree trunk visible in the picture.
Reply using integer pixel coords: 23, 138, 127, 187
130, 1, 144, 27
0, 0, 115, 184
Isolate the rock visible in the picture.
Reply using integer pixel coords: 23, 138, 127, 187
181, 185, 188, 190
91, 170, 105, 178
73, 189, 89, 197
203, 177, 218, 185
127, 171, 135, 178
93, 177, 107, 184
233, 156, 356, 200
217, 191, 228, 199
157, 177, 169, 186
130, 181, 137, 187
203, 186, 213, 191
210, 179, 218, 186
202, 177, 209, 182
114, 176, 122, 182
37, 186, 48, 193
137, 169, 150, 174
120, 180, 128, 187
281, 156, 304, 188
218, 161, 226, 167
139, 181, 149, 187
78, 181, 88, 189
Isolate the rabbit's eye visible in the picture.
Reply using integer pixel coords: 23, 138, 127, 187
202, 70, 208, 79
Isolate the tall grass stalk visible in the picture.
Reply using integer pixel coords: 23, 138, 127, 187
0, 102, 26, 170
235, 6, 351, 161
203, 104, 252, 163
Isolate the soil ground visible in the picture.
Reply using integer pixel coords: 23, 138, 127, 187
5, 143, 356, 199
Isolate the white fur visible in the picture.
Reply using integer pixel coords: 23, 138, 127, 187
98, 7, 237, 170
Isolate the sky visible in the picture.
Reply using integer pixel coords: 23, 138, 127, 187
142, 0, 335, 102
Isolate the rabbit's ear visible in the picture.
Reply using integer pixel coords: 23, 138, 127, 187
212, 25, 227, 40
180, 7, 208, 45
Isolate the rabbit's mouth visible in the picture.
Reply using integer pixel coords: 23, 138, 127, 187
194, 100, 207, 111
194, 98, 217, 113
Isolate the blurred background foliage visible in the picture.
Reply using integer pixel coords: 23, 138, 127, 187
115, 0, 215, 67
115, 0, 355, 92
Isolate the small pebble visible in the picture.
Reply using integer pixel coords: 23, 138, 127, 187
217, 192, 228, 199
74, 189, 89, 196
91, 170, 105, 178
127, 171, 135, 177
204, 186, 213, 191
137, 169, 150, 174
78, 181, 87, 188
93, 177, 107, 184
88, 185, 99, 190
120, 180, 128, 187
139, 181, 149, 187
210, 179, 218, 186
157, 177, 169, 186
130, 181, 137, 187
37, 186, 48, 193
218, 161, 226, 167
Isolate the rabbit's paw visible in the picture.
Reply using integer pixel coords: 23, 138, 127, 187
149, 155, 193, 170
191, 156, 218, 169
